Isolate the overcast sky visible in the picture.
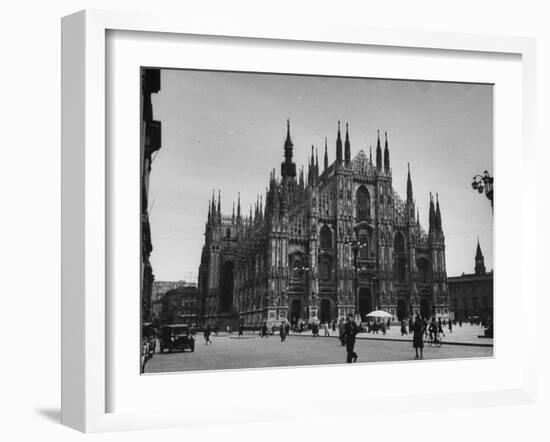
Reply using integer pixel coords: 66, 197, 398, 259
149, 69, 493, 282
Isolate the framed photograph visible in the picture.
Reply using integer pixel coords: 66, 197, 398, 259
61, 9, 537, 433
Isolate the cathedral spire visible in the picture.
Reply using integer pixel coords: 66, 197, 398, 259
315, 147, 319, 177
407, 163, 413, 203
376, 130, 382, 171
369, 146, 373, 165
232, 202, 235, 222
384, 131, 390, 173
217, 190, 221, 222
336, 121, 343, 163
429, 192, 435, 231
344, 122, 351, 165
237, 192, 241, 220
260, 195, 263, 221
436, 193, 442, 231
475, 238, 486, 274
281, 119, 296, 178
211, 189, 216, 219
324, 137, 328, 172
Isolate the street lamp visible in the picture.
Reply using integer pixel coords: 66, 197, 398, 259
348, 237, 368, 322
471, 171, 493, 210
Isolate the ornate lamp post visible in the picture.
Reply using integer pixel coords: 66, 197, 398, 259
348, 237, 368, 322
471, 171, 493, 210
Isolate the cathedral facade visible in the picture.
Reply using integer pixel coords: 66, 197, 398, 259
198, 121, 449, 327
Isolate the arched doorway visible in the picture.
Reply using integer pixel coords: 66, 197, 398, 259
320, 299, 331, 324
397, 299, 408, 321
358, 288, 373, 321
290, 299, 301, 325
220, 261, 234, 313
420, 298, 431, 320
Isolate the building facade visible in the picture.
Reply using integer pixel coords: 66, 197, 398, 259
199, 121, 449, 328
157, 284, 200, 326
448, 240, 493, 322
141, 68, 161, 324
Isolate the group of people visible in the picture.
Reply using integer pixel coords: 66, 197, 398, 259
411, 315, 449, 359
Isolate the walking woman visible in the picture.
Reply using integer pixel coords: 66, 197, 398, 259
413, 314, 424, 360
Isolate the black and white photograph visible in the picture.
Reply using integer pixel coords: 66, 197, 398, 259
140, 68, 494, 374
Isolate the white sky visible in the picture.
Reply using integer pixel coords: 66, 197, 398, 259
149, 70, 493, 282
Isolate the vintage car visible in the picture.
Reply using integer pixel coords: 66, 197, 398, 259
160, 324, 195, 353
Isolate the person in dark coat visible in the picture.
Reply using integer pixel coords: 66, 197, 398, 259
412, 315, 424, 359
261, 323, 268, 338
408, 317, 414, 335
343, 315, 359, 363
279, 322, 287, 342
448, 320, 453, 333
204, 325, 212, 345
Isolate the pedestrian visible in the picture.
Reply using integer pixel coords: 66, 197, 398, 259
449, 320, 453, 333
387, 318, 391, 330
344, 315, 359, 363
381, 320, 386, 335
312, 322, 319, 337
279, 322, 286, 342
204, 325, 212, 345
428, 318, 436, 344
238, 323, 244, 338
339, 319, 346, 346
285, 321, 290, 337
400, 320, 408, 336
413, 314, 424, 359
332, 320, 336, 332
323, 322, 330, 337
261, 322, 268, 338
408, 317, 413, 335
438, 318, 445, 337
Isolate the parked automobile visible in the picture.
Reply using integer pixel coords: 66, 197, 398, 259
160, 324, 195, 353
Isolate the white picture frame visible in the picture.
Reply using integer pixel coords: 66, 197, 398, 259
61, 9, 537, 433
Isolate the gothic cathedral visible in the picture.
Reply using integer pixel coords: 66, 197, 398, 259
198, 121, 449, 327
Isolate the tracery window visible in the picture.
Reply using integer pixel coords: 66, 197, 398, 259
320, 225, 332, 249
356, 186, 370, 221
319, 260, 331, 281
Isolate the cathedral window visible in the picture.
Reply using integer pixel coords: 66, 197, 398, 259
356, 186, 370, 221
319, 260, 331, 281
225, 228, 231, 239
417, 258, 429, 283
320, 225, 332, 249
393, 232, 406, 282
394, 232, 405, 253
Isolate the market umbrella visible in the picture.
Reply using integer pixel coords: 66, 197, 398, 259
365, 310, 392, 318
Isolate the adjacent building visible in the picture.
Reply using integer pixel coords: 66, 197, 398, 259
198, 121, 449, 328
141, 68, 162, 323
156, 283, 200, 325
448, 240, 493, 321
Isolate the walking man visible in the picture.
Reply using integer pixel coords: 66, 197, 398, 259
344, 314, 359, 363
204, 325, 212, 345
413, 314, 424, 359
279, 322, 287, 342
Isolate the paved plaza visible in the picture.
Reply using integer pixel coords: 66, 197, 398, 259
144, 324, 493, 374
